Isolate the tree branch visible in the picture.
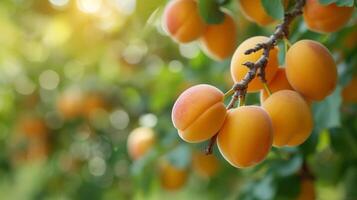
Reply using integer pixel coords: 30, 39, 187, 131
205, 0, 306, 155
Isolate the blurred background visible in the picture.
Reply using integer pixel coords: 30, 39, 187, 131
0, 0, 356, 199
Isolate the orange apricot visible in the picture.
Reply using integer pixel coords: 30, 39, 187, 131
160, 160, 188, 190
231, 36, 279, 92
238, 0, 275, 26
201, 11, 237, 60
260, 68, 293, 102
127, 127, 155, 160
17, 116, 48, 139
217, 106, 273, 168
297, 178, 316, 200
192, 152, 220, 178
82, 93, 108, 118
57, 90, 83, 119
172, 84, 227, 143
163, 0, 206, 43
342, 76, 357, 103
286, 40, 337, 101
303, 0, 354, 33
262, 90, 313, 147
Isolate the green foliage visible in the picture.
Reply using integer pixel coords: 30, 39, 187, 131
198, 0, 225, 24
319, 0, 355, 7
261, 0, 285, 20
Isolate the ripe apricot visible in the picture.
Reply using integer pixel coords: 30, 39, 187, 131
127, 127, 155, 160
303, 0, 354, 33
192, 152, 220, 178
342, 76, 357, 104
238, 0, 275, 26
286, 40, 337, 101
160, 160, 188, 190
57, 91, 83, 119
297, 178, 316, 200
260, 68, 293, 102
217, 106, 273, 168
17, 116, 48, 139
201, 11, 237, 61
163, 0, 206, 43
82, 93, 108, 118
231, 36, 279, 92
262, 90, 313, 147
172, 84, 226, 143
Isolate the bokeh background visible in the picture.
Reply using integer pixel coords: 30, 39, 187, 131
0, 0, 356, 199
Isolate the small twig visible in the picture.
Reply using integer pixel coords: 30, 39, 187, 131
205, 0, 306, 155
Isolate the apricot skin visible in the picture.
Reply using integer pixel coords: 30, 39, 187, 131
192, 152, 220, 178
262, 90, 313, 147
231, 36, 279, 92
342, 76, 357, 104
163, 0, 206, 43
127, 127, 155, 160
304, 0, 354, 33
217, 106, 273, 168
286, 40, 337, 101
260, 68, 293, 103
160, 161, 188, 190
172, 84, 226, 143
201, 11, 237, 61
239, 0, 276, 26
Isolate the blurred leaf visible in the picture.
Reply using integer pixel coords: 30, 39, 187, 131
275, 175, 300, 200
268, 153, 303, 177
313, 86, 342, 131
319, 0, 355, 7
166, 144, 191, 169
261, 0, 284, 20
253, 174, 276, 200
198, 0, 225, 24
343, 167, 357, 199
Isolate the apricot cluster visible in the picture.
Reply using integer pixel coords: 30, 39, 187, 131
172, 36, 337, 168
163, 0, 237, 61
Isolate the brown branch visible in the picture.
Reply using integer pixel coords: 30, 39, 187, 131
205, 0, 306, 155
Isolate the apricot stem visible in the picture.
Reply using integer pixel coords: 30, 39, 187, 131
263, 82, 272, 96
224, 88, 234, 99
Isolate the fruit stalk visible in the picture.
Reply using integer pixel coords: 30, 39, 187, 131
205, 0, 306, 155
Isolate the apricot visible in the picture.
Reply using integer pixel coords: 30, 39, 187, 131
127, 127, 155, 160
163, 0, 206, 43
297, 178, 316, 200
217, 106, 273, 168
82, 93, 108, 118
238, 0, 275, 26
57, 91, 83, 119
262, 90, 313, 147
231, 36, 279, 92
17, 116, 48, 139
286, 40, 337, 101
303, 0, 354, 33
172, 84, 227, 143
342, 76, 357, 104
160, 160, 188, 190
201, 11, 237, 60
260, 68, 293, 102
192, 152, 220, 178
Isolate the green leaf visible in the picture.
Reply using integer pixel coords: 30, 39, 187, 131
313, 86, 342, 131
198, 0, 225, 24
319, 0, 354, 6
166, 144, 191, 169
261, 0, 285, 20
